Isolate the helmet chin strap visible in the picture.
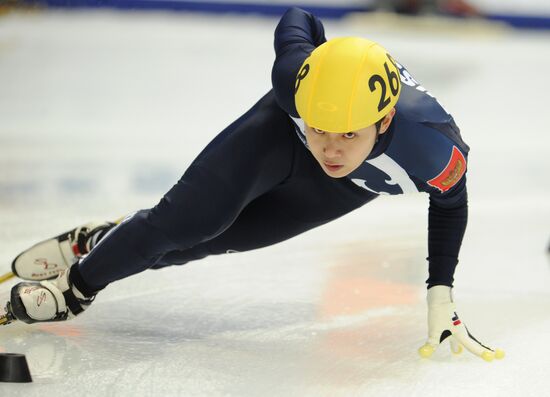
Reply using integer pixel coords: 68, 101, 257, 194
375, 112, 394, 144
375, 124, 383, 143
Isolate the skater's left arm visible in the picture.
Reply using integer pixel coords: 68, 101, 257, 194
426, 178, 468, 288
420, 174, 505, 361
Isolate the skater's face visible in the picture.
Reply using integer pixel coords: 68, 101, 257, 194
305, 108, 396, 178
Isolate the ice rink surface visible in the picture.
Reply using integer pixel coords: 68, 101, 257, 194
0, 8, 549, 397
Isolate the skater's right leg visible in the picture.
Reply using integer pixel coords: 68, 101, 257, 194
70, 92, 296, 294
7, 91, 296, 324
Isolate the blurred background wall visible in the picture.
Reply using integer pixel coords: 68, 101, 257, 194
8, 0, 550, 29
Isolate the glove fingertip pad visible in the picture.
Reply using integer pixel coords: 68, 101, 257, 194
418, 344, 435, 358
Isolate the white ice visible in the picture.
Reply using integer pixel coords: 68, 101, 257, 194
0, 9, 549, 397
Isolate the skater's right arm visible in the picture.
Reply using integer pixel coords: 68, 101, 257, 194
271, 7, 326, 117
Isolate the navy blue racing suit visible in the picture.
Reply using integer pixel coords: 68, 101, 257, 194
70, 8, 468, 296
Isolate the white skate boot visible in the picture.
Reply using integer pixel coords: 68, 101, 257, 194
9, 268, 94, 324
12, 221, 115, 281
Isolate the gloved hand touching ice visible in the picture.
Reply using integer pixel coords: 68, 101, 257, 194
418, 286, 505, 362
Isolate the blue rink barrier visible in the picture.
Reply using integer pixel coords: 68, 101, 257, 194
485, 14, 550, 30
29, 0, 550, 29
35, 0, 369, 18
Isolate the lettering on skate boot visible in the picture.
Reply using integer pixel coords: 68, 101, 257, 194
9, 269, 95, 324
11, 222, 115, 281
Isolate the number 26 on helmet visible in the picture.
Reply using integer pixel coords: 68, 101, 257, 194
295, 37, 401, 133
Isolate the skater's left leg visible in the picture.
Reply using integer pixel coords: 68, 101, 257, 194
8, 268, 94, 324
152, 143, 378, 268
152, 185, 375, 268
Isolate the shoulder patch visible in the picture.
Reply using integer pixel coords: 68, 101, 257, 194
427, 146, 466, 192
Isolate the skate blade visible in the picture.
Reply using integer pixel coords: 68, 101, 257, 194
0, 303, 17, 326
0, 272, 15, 285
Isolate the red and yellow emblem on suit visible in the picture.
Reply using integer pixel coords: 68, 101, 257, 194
428, 146, 466, 192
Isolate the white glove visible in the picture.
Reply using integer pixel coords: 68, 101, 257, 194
418, 286, 505, 362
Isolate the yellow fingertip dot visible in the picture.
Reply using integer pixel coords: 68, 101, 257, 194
452, 345, 463, 355
481, 351, 495, 362
418, 344, 435, 358
494, 349, 505, 360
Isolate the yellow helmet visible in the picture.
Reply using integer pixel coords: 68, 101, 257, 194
294, 37, 401, 133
